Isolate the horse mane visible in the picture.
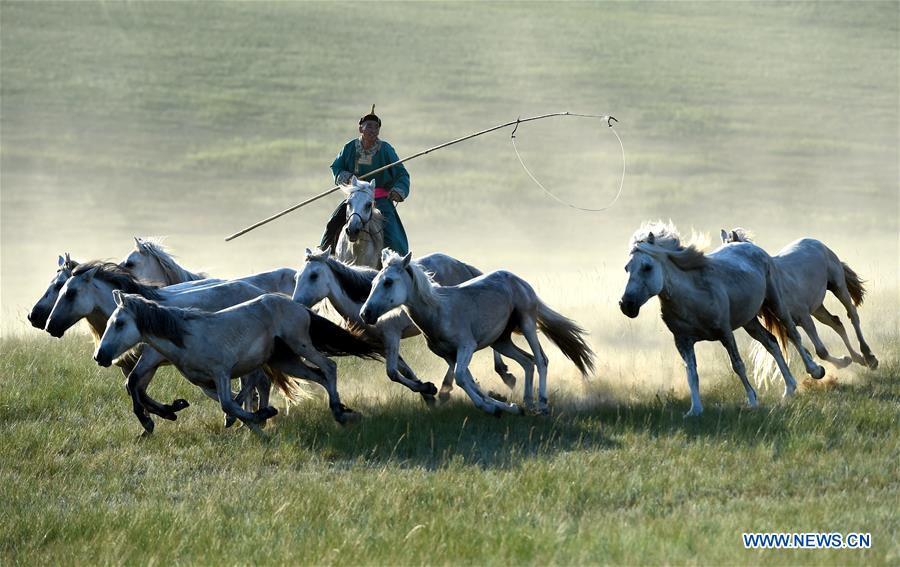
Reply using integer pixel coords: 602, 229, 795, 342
136, 237, 207, 283
630, 220, 709, 271
121, 294, 202, 348
74, 261, 164, 299
321, 201, 348, 256
316, 254, 378, 303
384, 251, 441, 310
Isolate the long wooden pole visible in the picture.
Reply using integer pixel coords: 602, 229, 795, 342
224, 111, 611, 241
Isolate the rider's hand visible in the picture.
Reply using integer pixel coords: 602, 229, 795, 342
389, 190, 404, 203
336, 171, 353, 185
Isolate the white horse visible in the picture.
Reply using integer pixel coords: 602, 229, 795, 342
720, 228, 878, 370
28, 253, 79, 330
95, 291, 379, 431
292, 248, 517, 404
619, 222, 826, 417
360, 250, 595, 416
44, 262, 282, 433
320, 177, 385, 268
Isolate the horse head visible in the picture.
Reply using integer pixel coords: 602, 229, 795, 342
360, 251, 412, 324
28, 254, 78, 329
341, 177, 377, 243
94, 290, 141, 367
620, 233, 666, 318
292, 247, 333, 305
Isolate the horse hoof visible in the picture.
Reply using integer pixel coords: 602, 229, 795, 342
140, 418, 155, 435
437, 392, 451, 404
422, 394, 437, 408
422, 383, 438, 396
865, 355, 879, 370
487, 390, 509, 403
811, 365, 826, 380
338, 410, 362, 425
257, 406, 278, 420
224, 415, 237, 428
498, 372, 516, 389
538, 406, 550, 417
160, 412, 178, 422
683, 409, 702, 418
836, 356, 852, 369
172, 399, 190, 411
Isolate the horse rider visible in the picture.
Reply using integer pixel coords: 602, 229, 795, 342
319, 106, 410, 256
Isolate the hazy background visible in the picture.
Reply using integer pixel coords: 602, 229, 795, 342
2, 1, 897, 391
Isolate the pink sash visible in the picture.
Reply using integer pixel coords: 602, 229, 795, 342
373, 187, 391, 199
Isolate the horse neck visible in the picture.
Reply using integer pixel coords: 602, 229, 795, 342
325, 272, 367, 324
400, 269, 443, 331
657, 257, 705, 310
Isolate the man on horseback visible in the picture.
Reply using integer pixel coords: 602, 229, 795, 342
320, 106, 410, 256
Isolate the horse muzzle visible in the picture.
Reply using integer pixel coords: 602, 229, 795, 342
27, 309, 48, 329
619, 298, 640, 319
359, 306, 379, 325
45, 320, 66, 338
93, 350, 112, 368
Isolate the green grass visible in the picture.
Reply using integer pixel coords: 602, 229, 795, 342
1, 333, 898, 565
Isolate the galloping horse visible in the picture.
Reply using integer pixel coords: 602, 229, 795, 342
620, 222, 826, 417
360, 250, 595, 416
95, 291, 380, 431
293, 248, 517, 404
720, 228, 878, 370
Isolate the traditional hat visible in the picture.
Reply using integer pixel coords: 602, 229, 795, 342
359, 104, 381, 126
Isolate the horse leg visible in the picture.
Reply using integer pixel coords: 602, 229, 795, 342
279, 337, 356, 424
720, 331, 758, 409
490, 337, 535, 410
831, 286, 878, 369
797, 313, 851, 369
743, 318, 797, 400
764, 281, 826, 379
674, 336, 702, 417
438, 363, 455, 404
812, 306, 865, 365
382, 331, 437, 400
491, 349, 517, 389
519, 318, 550, 415
227, 370, 270, 429
213, 372, 276, 434
125, 352, 190, 435
454, 344, 520, 416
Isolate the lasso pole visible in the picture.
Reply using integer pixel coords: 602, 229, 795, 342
224, 111, 614, 241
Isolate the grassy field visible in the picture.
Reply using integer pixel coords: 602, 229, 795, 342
1, 332, 898, 565
2, 1, 898, 564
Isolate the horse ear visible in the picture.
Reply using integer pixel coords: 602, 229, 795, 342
113, 289, 124, 307
380, 247, 392, 264
83, 266, 99, 283
305, 247, 312, 256
350, 175, 358, 186
647, 232, 656, 245
65, 252, 72, 264
134, 236, 141, 248
58, 255, 65, 267
322, 245, 332, 256
401, 252, 412, 268
720, 229, 729, 243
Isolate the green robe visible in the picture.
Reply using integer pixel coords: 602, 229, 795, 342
321, 138, 410, 256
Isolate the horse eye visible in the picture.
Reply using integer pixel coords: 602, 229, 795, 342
384, 279, 393, 288
641, 265, 652, 273
124, 261, 134, 269
309, 273, 318, 281
366, 203, 372, 210
115, 320, 124, 329
65, 288, 77, 299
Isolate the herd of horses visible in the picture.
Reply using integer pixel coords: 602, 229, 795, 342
27, 176, 878, 434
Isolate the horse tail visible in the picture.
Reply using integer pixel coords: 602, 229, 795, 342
261, 364, 313, 404
758, 303, 790, 363
308, 311, 383, 359
841, 262, 866, 307
536, 302, 595, 377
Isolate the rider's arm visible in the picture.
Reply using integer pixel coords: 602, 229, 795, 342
331, 141, 355, 185
383, 143, 410, 201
